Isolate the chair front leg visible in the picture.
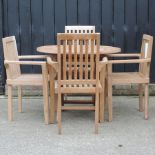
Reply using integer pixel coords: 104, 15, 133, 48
49, 67, 56, 124
139, 84, 144, 112
42, 65, 49, 124
108, 77, 112, 122
57, 92, 62, 134
144, 84, 149, 120
95, 91, 99, 134
18, 86, 22, 113
8, 85, 13, 121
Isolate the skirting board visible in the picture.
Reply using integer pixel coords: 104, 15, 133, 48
4, 84, 155, 96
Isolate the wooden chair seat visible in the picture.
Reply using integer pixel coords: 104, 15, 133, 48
7, 74, 43, 86
60, 82, 102, 94
109, 72, 149, 84
54, 81, 102, 94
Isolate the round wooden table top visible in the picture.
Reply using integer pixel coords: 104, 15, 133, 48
37, 45, 121, 55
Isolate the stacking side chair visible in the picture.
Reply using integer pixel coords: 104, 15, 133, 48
55, 33, 106, 134
2, 36, 49, 124
105, 34, 153, 122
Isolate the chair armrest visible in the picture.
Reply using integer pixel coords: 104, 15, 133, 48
47, 57, 58, 72
4, 60, 46, 66
18, 55, 48, 59
98, 57, 108, 72
106, 53, 141, 58
108, 58, 151, 64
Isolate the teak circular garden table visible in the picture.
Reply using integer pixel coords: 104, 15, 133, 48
37, 45, 121, 123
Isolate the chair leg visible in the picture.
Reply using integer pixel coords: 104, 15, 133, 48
57, 93, 62, 134
108, 78, 112, 122
42, 65, 49, 125
18, 86, 22, 113
43, 83, 49, 124
49, 80, 55, 124
95, 92, 99, 134
144, 84, 149, 120
139, 84, 144, 112
99, 90, 105, 123
104, 78, 108, 113
54, 94, 58, 112
8, 85, 13, 121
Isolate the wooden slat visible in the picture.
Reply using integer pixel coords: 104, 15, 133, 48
74, 40, 77, 79
79, 40, 83, 79
90, 39, 94, 79
68, 40, 72, 79
63, 41, 67, 80
85, 40, 88, 79
60, 80, 96, 85
62, 106, 95, 110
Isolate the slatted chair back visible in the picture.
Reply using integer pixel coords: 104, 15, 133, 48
57, 33, 100, 88
139, 34, 153, 76
65, 26, 95, 34
2, 36, 21, 79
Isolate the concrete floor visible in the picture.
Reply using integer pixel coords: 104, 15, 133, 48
0, 96, 155, 155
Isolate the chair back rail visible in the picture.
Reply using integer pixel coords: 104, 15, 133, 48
2, 36, 21, 79
65, 26, 95, 33
139, 34, 153, 76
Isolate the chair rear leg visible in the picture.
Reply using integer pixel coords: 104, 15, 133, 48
108, 78, 112, 122
49, 80, 55, 124
95, 92, 99, 134
18, 86, 22, 113
57, 93, 62, 134
139, 84, 144, 112
99, 91, 104, 123
8, 85, 13, 121
144, 84, 149, 120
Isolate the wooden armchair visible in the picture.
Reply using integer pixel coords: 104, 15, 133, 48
105, 34, 153, 122
54, 33, 106, 134
63, 26, 96, 105
2, 36, 49, 124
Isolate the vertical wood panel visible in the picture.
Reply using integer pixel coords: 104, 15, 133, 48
78, 0, 89, 25
19, 0, 32, 72
66, 0, 78, 25
124, 0, 137, 72
101, 0, 113, 45
137, 0, 149, 49
0, 0, 5, 93
43, 0, 55, 44
149, 0, 155, 83
113, 0, 125, 72
55, 0, 66, 33
31, 0, 43, 72
31, 0, 43, 54
7, 0, 20, 51
90, 0, 101, 32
